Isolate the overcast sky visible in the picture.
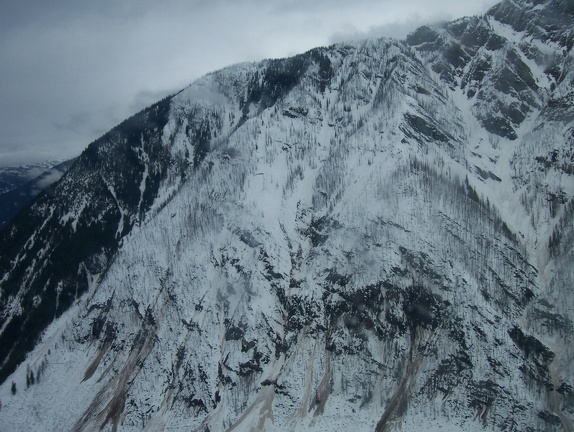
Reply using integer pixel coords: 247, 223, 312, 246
0, 0, 498, 167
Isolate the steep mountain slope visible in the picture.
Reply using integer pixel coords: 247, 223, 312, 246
0, 98, 178, 384
1, 0, 573, 430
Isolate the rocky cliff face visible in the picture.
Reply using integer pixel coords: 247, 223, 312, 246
1, 1, 573, 430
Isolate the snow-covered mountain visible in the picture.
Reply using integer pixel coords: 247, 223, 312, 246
1, 0, 573, 430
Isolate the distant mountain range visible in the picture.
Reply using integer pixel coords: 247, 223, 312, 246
0, 159, 76, 229
0, 161, 62, 194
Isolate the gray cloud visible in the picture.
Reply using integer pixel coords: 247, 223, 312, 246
0, 0, 499, 167
327, 0, 499, 42
129, 89, 182, 114
329, 17, 432, 43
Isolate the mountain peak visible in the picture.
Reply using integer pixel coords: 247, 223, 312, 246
486, 0, 574, 49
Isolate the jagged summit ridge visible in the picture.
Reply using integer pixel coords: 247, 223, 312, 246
407, 0, 574, 140
0, 0, 573, 430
